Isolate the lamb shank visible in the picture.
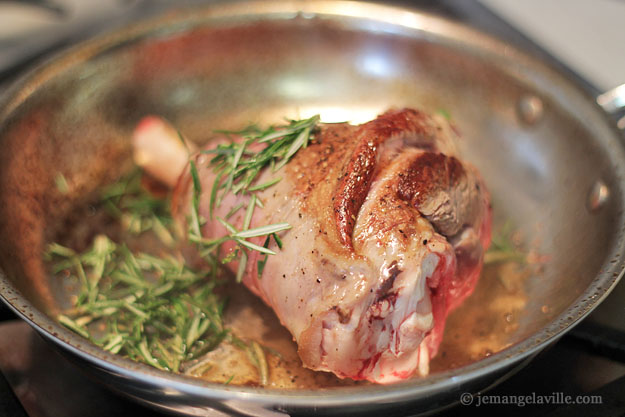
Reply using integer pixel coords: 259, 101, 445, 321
133, 108, 491, 383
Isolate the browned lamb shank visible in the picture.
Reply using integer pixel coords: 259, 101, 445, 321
132, 108, 491, 383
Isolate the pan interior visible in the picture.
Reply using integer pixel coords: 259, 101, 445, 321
0, 2, 624, 399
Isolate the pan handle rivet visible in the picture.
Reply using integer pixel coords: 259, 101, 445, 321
517, 95, 543, 125
588, 180, 610, 212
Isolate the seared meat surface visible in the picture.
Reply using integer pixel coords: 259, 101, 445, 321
133, 108, 491, 383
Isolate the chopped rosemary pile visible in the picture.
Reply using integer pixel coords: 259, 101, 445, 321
187, 115, 319, 281
47, 236, 227, 373
100, 169, 174, 245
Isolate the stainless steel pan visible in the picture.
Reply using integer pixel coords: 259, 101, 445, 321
1, 1, 624, 415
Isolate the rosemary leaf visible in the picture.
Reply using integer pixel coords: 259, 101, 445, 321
58, 314, 90, 339
272, 233, 283, 250
234, 223, 291, 239
274, 126, 311, 171
236, 239, 276, 255
248, 341, 269, 386
225, 202, 245, 220
236, 250, 248, 283
216, 217, 238, 235
103, 334, 124, 352
209, 171, 222, 221
242, 195, 256, 231
247, 177, 281, 192
46, 242, 76, 258
54, 173, 70, 194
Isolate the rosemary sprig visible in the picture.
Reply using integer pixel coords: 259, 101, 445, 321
204, 114, 319, 219
188, 115, 319, 281
485, 223, 527, 265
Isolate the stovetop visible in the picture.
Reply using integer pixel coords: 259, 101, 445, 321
1, 1, 625, 416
